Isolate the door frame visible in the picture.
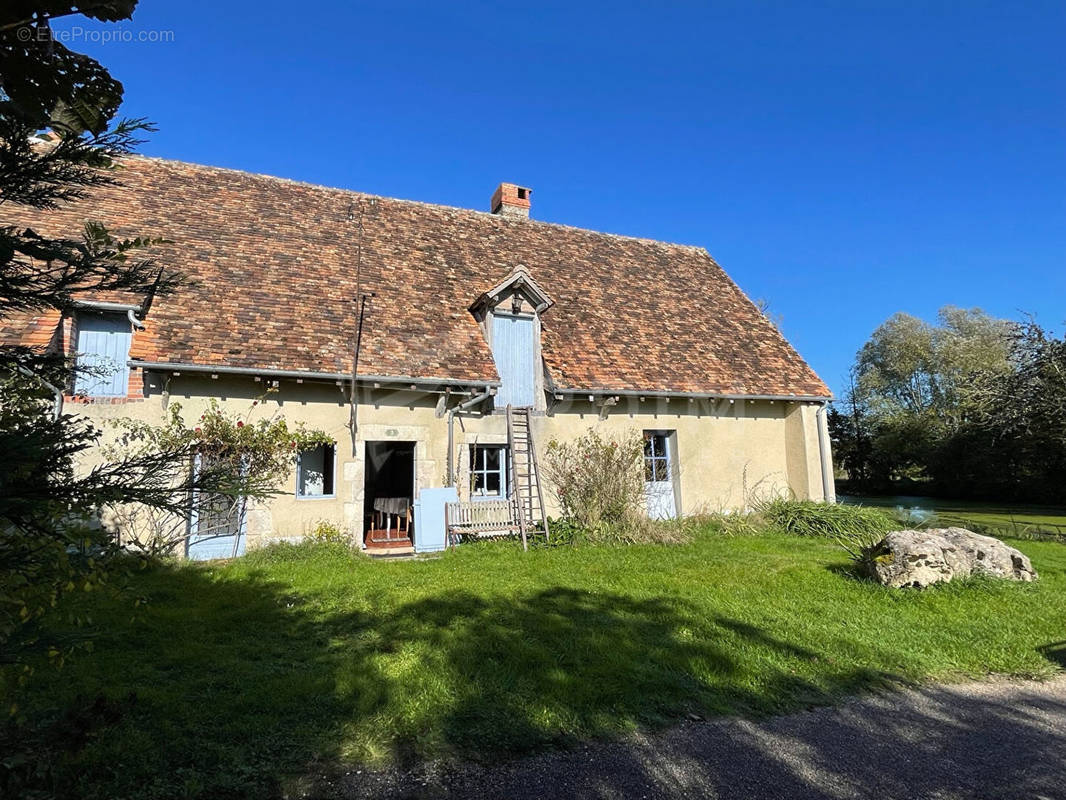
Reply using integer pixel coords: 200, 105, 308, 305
362, 440, 418, 544
490, 311, 538, 409
643, 429, 679, 520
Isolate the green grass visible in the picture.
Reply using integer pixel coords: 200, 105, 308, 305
8, 532, 1066, 798
840, 494, 1066, 535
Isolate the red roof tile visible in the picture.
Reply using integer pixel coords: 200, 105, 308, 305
1, 157, 830, 398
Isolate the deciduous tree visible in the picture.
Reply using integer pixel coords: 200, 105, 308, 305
836, 305, 1063, 502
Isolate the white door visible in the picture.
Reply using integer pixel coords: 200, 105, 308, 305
491, 313, 536, 407
644, 431, 677, 520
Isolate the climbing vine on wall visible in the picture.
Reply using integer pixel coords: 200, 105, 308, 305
103, 396, 333, 555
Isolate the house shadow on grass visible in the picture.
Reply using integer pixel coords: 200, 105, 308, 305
11, 564, 934, 799
334, 588, 739, 766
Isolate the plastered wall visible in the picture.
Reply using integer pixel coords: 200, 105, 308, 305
76, 373, 831, 550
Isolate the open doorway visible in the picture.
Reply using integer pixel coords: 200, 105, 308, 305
363, 441, 416, 548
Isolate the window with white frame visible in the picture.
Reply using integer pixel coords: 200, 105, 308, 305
297, 444, 335, 497
469, 444, 507, 498
643, 432, 670, 482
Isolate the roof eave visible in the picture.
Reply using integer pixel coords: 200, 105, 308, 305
130, 360, 501, 393
551, 387, 833, 403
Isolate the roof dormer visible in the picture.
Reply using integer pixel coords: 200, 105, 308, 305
469, 265, 554, 319
469, 266, 554, 411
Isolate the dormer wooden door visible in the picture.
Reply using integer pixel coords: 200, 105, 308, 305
492, 312, 536, 408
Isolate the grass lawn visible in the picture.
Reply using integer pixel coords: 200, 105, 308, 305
10, 531, 1066, 799
840, 494, 1066, 534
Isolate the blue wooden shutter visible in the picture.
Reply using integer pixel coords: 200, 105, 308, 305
75, 312, 132, 396
491, 313, 536, 407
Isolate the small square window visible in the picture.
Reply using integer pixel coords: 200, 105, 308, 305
298, 444, 335, 497
469, 444, 508, 498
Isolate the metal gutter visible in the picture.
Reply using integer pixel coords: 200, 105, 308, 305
130, 360, 500, 391
73, 299, 142, 313
816, 402, 836, 503
70, 299, 145, 329
446, 388, 495, 486
18, 364, 64, 420
551, 387, 834, 403
131, 362, 824, 402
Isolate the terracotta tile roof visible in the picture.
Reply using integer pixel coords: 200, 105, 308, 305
0, 309, 63, 350
1, 157, 830, 398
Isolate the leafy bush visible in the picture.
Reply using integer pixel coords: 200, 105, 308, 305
103, 399, 333, 556
542, 428, 646, 529
541, 429, 693, 546
544, 517, 583, 546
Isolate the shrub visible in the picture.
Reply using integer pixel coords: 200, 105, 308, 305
544, 517, 583, 546
102, 399, 333, 556
543, 428, 646, 530
541, 428, 700, 546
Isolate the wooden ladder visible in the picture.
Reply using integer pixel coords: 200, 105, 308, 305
506, 405, 550, 550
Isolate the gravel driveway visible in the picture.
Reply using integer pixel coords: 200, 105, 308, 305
303, 676, 1066, 800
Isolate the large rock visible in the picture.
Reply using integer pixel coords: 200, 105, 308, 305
864, 527, 1037, 588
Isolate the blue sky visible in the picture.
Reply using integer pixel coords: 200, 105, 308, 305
59, 1, 1065, 396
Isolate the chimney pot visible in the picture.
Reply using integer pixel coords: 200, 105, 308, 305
491, 182, 532, 218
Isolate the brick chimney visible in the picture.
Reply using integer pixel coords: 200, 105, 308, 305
490, 182, 531, 218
